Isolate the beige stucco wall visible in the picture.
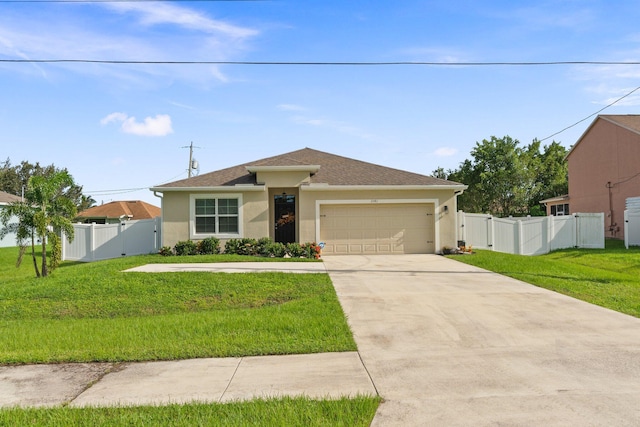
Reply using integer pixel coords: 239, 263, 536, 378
160, 190, 269, 248
160, 186, 460, 252
256, 171, 311, 188
568, 119, 640, 238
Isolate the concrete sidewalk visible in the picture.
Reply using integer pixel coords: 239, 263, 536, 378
124, 262, 327, 274
0, 352, 376, 408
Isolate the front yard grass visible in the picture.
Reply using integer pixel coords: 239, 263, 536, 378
0, 248, 377, 424
0, 396, 381, 427
0, 247, 356, 364
448, 239, 640, 318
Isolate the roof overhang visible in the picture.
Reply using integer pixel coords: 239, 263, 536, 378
245, 165, 321, 174
300, 184, 468, 192
150, 185, 266, 193
540, 195, 570, 204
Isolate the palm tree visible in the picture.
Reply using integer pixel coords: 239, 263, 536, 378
1, 170, 77, 277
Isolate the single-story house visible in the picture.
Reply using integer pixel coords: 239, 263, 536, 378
0, 190, 22, 247
151, 148, 467, 255
552, 115, 640, 238
76, 200, 161, 224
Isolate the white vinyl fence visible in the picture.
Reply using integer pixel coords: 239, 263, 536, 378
458, 212, 604, 255
625, 210, 640, 248
62, 217, 162, 262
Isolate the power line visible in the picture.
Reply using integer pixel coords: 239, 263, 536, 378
86, 170, 188, 196
0, 0, 263, 2
540, 84, 640, 142
3, 59, 640, 66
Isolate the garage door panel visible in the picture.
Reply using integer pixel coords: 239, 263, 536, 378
320, 203, 435, 255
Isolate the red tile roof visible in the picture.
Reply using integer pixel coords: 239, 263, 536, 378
77, 200, 161, 220
156, 148, 463, 188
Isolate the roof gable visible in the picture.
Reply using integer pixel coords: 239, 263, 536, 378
568, 114, 640, 158
156, 148, 462, 188
77, 200, 161, 220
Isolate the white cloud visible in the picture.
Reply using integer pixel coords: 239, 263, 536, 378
434, 147, 458, 157
104, 3, 258, 38
100, 112, 128, 125
0, 3, 258, 85
101, 113, 174, 137
277, 104, 307, 112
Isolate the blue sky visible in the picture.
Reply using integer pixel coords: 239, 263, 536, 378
2, 0, 640, 206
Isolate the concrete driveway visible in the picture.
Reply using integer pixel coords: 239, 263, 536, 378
323, 254, 640, 427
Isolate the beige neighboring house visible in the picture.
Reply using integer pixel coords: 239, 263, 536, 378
76, 200, 161, 224
549, 115, 640, 238
151, 148, 467, 254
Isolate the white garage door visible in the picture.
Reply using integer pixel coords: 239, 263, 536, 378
320, 203, 435, 254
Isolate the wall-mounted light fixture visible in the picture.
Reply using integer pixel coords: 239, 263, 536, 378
444, 205, 449, 214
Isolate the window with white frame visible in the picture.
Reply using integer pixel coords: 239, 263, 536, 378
550, 203, 570, 216
191, 195, 241, 237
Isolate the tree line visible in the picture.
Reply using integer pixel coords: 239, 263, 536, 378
433, 136, 568, 217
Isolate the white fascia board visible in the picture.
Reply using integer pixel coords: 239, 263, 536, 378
301, 184, 467, 191
150, 185, 266, 193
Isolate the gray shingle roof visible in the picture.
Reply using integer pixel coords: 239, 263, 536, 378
0, 190, 21, 204
600, 115, 640, 134
156, 148, 462, 188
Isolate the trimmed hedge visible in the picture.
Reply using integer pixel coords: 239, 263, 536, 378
161, 237, 321, 259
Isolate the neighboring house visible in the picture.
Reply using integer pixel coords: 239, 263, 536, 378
0, 190, 22, 247
76, 200, 161, 224
540, 194, 570, 216
151, 148, 466, 255
556, 115, 640, 238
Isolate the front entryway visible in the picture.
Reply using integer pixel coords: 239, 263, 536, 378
274, 193, 296, 243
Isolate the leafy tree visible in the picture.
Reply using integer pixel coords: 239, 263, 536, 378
0, 158, 90, 212
436, 136, 568, 216
0, 170, 77, 277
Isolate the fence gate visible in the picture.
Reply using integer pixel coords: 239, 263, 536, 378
625, 210, 640, 248
62, 217, 161, 262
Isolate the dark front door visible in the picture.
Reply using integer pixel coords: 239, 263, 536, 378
274, 194, 296, 243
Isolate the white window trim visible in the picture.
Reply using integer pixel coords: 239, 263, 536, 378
190, 193, 243, 239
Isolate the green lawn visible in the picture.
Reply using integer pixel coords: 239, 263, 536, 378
0, 396, 381, 427
0, 247, 356, 364
0, 247, 377, 424
448, 239, 640, 317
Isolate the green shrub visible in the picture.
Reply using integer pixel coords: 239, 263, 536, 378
256, 237, 272, 255
159, 246, 174, 256
264, 241, 287, 258
174, 240, 198, 256
197, 237, 220, 255
301, 242, 322, 259
225, 238, 259, 255
286, 242, 305, 258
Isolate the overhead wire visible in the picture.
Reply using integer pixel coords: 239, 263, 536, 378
539, 84, 640, 142
3, 59, 640, 66
85, 170, 188, 196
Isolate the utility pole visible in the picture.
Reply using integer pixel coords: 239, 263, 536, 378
188, 141, 194, 178
182, 142, 200, 178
